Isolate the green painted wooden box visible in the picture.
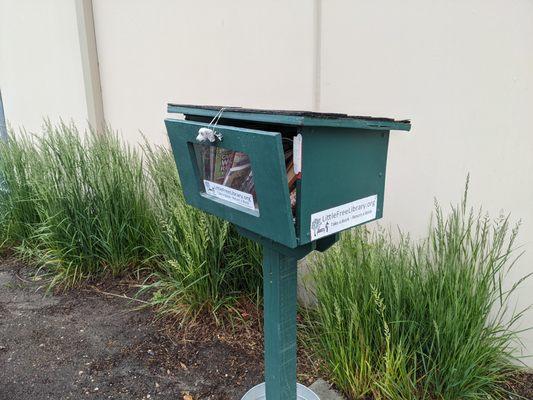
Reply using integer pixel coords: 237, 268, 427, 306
165, 104, 410, 249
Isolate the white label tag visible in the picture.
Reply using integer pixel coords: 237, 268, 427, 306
203, 180, 255, 210
293, 133, 302, 175
310, 195, 378, 240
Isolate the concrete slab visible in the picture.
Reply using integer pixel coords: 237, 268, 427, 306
309, 379, 346, 400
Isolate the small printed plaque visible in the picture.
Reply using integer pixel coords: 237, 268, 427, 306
204, 180, 256, 210
310, 195, 378, 240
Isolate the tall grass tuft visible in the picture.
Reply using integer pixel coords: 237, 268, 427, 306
0, 130, 43, 245
0, 122, 158, 286
141, 146, 262, 323
303, 185, 527, 400
0, 123, 262, 317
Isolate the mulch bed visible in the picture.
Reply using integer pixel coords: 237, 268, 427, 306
505, 371, 533, 399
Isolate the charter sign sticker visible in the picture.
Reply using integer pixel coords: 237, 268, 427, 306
204, 180, 255, 210
310, 195, 378, 240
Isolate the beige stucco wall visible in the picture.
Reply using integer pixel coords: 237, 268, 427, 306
0, 0, 88, 132
1, 0, 532, 362
93, 1, 533, 358
92, 0, 317, 146
318, 0, 533, 358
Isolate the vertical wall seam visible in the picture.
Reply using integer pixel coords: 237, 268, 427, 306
312, 0, 322, 111
75, 0, 105, 132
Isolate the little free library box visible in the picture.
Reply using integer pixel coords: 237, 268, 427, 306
165, 104, 411, 400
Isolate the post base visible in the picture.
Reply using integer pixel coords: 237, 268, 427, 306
241, 382, 320, 400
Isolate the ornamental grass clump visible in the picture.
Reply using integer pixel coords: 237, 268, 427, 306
0, 122, 262, 319
302, 186, 527, 400
0, 130, 43, 245
0, 122, 158, 286
141, 146, 262, 323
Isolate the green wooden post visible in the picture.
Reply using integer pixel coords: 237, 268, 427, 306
263, 245, 298, 400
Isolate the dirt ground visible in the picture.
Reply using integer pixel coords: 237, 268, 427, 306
0, 257, 274, 400
2, 256, 532, 400
507, 371, 533, 400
